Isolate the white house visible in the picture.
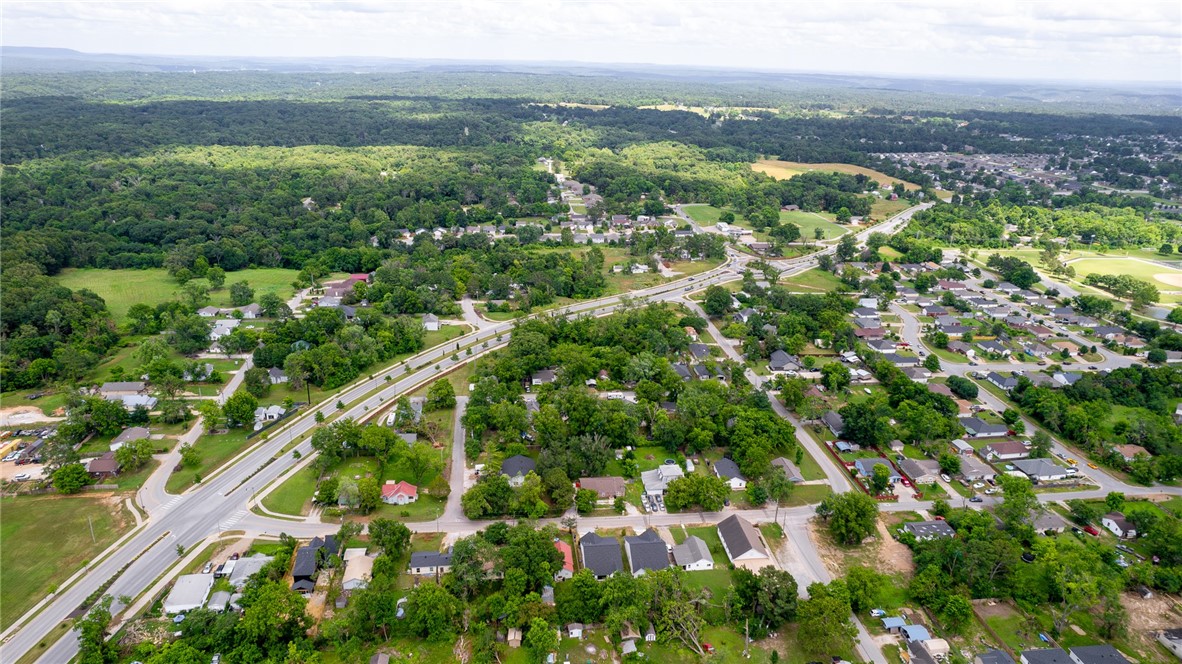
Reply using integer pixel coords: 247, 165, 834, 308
1102, 512, 1137, 539
717, 515, 772, 571
672, 536, 714, 571
713, 458, 747, 490
380, 480, 418, 505
422, 314, 440, 332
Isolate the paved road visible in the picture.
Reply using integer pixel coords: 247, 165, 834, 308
3, 257, 746, 663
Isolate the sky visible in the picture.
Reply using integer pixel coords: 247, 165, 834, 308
4, 0, 1181, 83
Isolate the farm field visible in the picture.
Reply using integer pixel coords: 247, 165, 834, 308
53, 268, 308, 324
0, 494, 133, 630
752, 159, 919, 190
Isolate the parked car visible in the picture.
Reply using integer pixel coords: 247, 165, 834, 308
1087, 463, 1098, 469
1021, 553, 1036, 563
970, 496, 983, 503
869, 609, 886, 617
13, 473, 30, 482
1088, 365, 1099, 370
1083, 525, 1100, 536
940, 473, 951, 482
972, 482, 985, 489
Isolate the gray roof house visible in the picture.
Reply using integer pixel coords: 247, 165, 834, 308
717, 514, 771, 570
822, 411, 845, 437
1012, 458, 1068, 482
904, 520, 957, 541
771, 456, 804, 482
976, 650, 1017, 664
580, 532, 624, 579
959, 417, 1009, 438
713, 457, 747, 489
1021, 649, 1073, 664
1068, 646, 1131, 664
500, 455, 536, 486
768, 349, 799, 372
672, 536, 714, 571
624, 529, 670, 576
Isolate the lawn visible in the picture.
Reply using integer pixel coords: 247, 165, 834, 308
870, 197, 912, 220
1, 494, 133, 630
262, 465, 319, 516
779, 210, 847, 240
0, 389, 72, 417
166, 428, 253, 493
1068, 257, 1182, 289
781, 267, 844, 292
53, 267, 307, 324
752, 159, 919, 190
681, 204, 726, 224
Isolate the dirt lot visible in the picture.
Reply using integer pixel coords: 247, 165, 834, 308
0, 406, 63, 426
808, 516, 914, 578
1123, 592, 1182, 658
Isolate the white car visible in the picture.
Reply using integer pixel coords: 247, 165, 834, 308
2, 453, 17, 462
972, 482, 985, 489
985, 488, 997, 495
940, 473, 951, 482
13, 473, 30, 482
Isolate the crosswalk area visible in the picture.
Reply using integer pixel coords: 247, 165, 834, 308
219, 510, 248, 531
157, 495, 186, 512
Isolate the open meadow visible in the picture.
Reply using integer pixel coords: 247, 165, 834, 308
752, 159, 918, 189
54, 268, 307, 324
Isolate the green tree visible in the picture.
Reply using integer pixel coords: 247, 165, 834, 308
207, 266, 226, 289
923, 354, 941, 372
76, 596, 117, 664
243, 367, 271, 398
426, 378, 457, 410
836, 234, 858, 261
53, 463, 90, 494
703, 285, 732, 317
845, 566, 886, 613
525, 617, 559, 662
222, 391, 259, 428
816, 491, 879, 545
937, 452, 961, 475
229, 281, 255, 307
1105, 491, 1125, 513
798, 582, 856, 655
821, 362, 851, 392
575, 488, 597, 514
357, 477, 381, 514
405, 582, 461, 641
870, 463, 891, 495
941, 594, 974, 631
996, 475, 1040, 534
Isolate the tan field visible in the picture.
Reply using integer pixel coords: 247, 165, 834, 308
752, 159, 919, 190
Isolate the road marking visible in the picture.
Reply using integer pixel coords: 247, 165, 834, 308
158, 495, 186, 511
219, 510, 248, 530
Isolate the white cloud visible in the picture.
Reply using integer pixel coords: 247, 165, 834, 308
2, 0, 1178, 82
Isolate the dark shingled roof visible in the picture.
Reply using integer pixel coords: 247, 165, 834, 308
500, 454, 536, 478
624, 529, 670, 575
580, 532, 623, 577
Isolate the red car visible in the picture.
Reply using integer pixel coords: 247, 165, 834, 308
1083, 525, 1100, 536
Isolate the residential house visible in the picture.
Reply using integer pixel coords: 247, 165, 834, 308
768, 349, 800, 373
854, 327, 886, 339
1068, 646, 1132, 664
1114, 444, 1148, 462
733, 308, 758, 323
978, 648, 1017, 664
580, 532, 624, 579
902, 624, 932, 642
342, 549, 374, 591
1021, 650, 1073, 664
380, 480, 418, 505
951, 439, 975, 455
898, 458, 940, 484
554, 540, 575, 581
672, 363, 693, 381
567, 623, 584, 640
982, 441, 1031, 461
163, 574, 214, 614
882, 616, 907, 633
640, 462, 684, 497
531, 369, 556, 386
110, 426, 150, 452
903, 367, 932, 383
717, 514, 771, 571
110, 394, 158, 412
960, 455, 997, 482
937, 280, 966, 292
182, 363, 215, 382
904, 520, 957, 541
1102, 512, 1137, 539
947, 341, 973, 354
98, 381, 147, 397
883, 353, 920, 367
692, 365, 712, 380
408, 549, 453, 576
867, 339, 898, 353
978, 341, 1011, 356
291, 546, 320, 594
822, 411, 845, 437
87, 452, 121, 479
1012, 458, 1069, 482
578, 476, 627, 504
672, 536, 714, 571
501, 455, 536, 487
254, 405, 286, 429
855, 458, 901, 484
268, 367, 289, 384
987, 372, 1019, 391
713, 457, 748, 490
959, 417, 1009, 438
624, 529, 670, 576
197, 306, 221, 317
770, 456, 804, 482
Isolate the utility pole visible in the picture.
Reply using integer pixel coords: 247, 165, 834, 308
88, 515, 96, 544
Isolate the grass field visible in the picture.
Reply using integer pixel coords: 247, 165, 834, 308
54, 268, 307, 324
870, 197, 912, 220
779, 210, 847, 240
1068, 257, 1182, 288
752, 159, 919, 190
261, 465, 319, 515
1, 495, 133, 630
781, 267, 845, 292
166, 428, 252, 493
